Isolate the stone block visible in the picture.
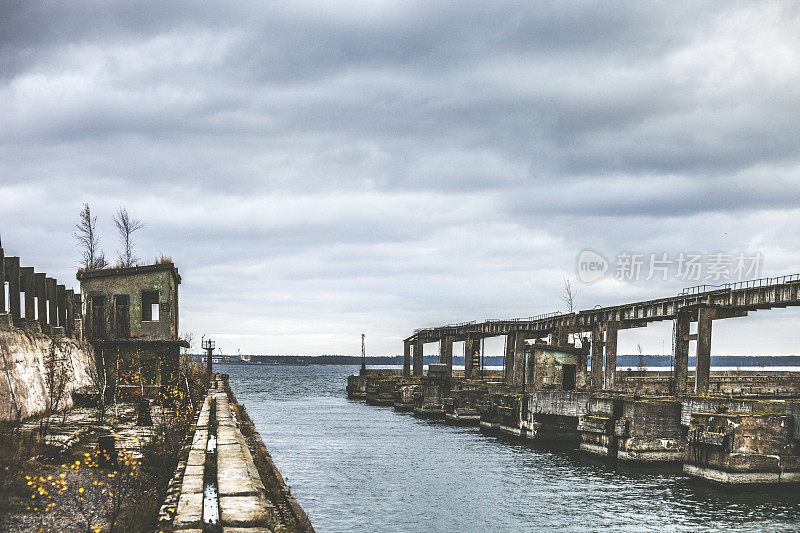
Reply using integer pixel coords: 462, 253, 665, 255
219, 494, 271, 527
174, 492, 203, 529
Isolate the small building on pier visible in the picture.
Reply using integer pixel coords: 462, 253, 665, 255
524, 341, 588, 392
77, 262, 188, 393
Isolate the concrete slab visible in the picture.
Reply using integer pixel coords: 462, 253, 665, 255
174, 492, 204, 529
218, 467, 258, 497
219, 494, 271, 527
180, 473, 204, 495
187, 448, 207, 466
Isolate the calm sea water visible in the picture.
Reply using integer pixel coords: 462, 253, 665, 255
219, 364, 800, 533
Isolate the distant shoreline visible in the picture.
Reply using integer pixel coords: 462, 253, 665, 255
199, 354, 800, 367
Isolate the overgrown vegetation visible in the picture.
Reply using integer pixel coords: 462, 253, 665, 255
0, 341, 210, 531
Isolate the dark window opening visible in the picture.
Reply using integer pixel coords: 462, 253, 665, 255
142, 290, 159, 321
562, 364, 576, 391
114, 295, 130, 338
90, 295, 106, 339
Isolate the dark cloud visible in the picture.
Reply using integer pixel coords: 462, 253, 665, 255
1, 1, 798, 354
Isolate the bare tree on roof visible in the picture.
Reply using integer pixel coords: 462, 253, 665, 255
560, 277, 582, 345
114, 205, 144, 268
74, 203, 108, 270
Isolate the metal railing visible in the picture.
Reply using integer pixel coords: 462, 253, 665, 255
680, 273, 800, 295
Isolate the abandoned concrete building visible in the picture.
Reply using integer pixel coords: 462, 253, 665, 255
77, 262, 188, 394
524, 341, 588, 392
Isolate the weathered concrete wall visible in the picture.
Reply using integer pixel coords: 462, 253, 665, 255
78, 264, 179, 341
0, 314, 94, 421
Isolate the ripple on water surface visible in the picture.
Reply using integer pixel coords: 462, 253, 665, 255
220, 364, 800, 533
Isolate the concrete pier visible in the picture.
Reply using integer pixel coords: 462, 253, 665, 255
167, 378, 314, 531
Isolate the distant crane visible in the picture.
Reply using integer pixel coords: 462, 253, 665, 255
361, 333, 366, 373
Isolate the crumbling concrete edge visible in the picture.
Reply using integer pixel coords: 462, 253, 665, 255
156, 405, 202, 530
223, 378, 316, 533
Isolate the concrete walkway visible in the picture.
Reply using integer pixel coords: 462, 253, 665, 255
173, 382, 276, 532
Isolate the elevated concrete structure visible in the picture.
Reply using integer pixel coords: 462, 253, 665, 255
354, 273, 800, 487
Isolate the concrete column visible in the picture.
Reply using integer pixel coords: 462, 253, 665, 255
57, 285, 66, 329
439, 336, 453, 374
65, 289, 75, 337
604, 323, 619, 390
0, 240, 5, 313
555, 328, 569, 346
464, 335, 478, 379
504, 332, 517, 384
695, 307, 714, 395
5, 257, 21, 320
413, 339, 423, 376
46, 277, 57, 327
590, 325, 604, 390
20, 267, 35, 321
35, 273, 47, 328
403, 340, 412, 377
673, 310, 690, 394
512, 333, 527, 388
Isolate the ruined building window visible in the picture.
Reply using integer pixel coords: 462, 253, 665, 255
90, 295, 106, 339
115, 294, 130, 337
142, 290, 159, 322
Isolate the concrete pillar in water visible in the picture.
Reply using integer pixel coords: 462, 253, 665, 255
35, 273, 47, 328
57, 284, 66, 329
403, 340, 412, 377
439, 336, 453, 373
604, 323, 619, 390
673, 309, 690, 394
695, 307, 714, 395
46, 277, 57, 328
20, 267, 35, 321
590, 325, 604, 390
5, 257, 21, 320
412, 339, 423, 376
464, 333, 481, 379
504, 332, 517, 384
512, 333, 528, 388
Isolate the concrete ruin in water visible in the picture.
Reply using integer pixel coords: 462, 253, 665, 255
349, 275, 800, 486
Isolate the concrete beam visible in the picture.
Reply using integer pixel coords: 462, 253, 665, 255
65, 289, 75, 337
604, 322, 619, 390
5, 257, 20, 320
20, 267, 35, 321
34, 273, 47, 328
403, 340, 411, 377
695, 307, 714, 395
673, 309, 690, 394
512, 333, 527, 388
57, 284, 66, 329
439, 335, 453, 372
46, 277, 57, 327
412, 339, 423, 377
590, 325, 604, 390
0, 241, 5, 313
504, 332, 517, 384
464, 334, 480, 379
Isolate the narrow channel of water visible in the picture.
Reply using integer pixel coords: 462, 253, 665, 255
220, 364, 800, 533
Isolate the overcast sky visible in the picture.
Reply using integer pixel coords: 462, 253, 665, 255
1, 1, 799, 357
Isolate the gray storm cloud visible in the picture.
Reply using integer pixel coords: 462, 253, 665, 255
1, 1, 799, 355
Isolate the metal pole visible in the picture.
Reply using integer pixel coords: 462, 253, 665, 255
361, 333, 366, 373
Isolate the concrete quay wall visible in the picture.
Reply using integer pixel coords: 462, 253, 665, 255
350, 370, 800, 486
